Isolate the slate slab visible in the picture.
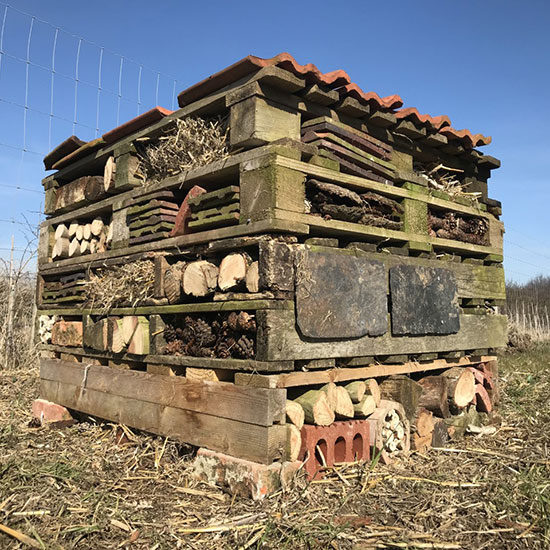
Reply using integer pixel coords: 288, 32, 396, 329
390, 265, 459, 336
296, 250, 387, 339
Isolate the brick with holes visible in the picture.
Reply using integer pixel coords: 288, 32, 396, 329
298, 420, 370, 479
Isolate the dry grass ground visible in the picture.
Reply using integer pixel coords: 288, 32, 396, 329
1, 345, 549, 550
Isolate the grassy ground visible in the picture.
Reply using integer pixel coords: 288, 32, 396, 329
1, 346, 549, 550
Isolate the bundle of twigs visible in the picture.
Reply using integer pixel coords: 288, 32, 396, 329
85, 260, 155, 312
429, 211, 488, 245
138, 116, 229, 183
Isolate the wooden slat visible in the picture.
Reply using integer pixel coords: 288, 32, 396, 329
235, 356, 497, 388
38, 344, 294, 372
255, 310, 507, 361
40, 359, 285, 426
40, 378, 287, 464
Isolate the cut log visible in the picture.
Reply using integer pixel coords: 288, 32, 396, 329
182, 261, 219, 297
218, 253, 250, 291
54, 224, 69, 240
442, 367, 475, 408
343, 380, 366, 403
321, 382, 338, 410
68, 238, 81, 258
83, 317, 110, 351
295, 389, 335, 426
68, 222, 79, 238
468, 366, 485, 385
411, 408, 435, 453
52, 237, 70, 260
245, 261, 260, 293
97, 231, 107, 253
75, 224, 84, 241
104, 156, 116, 192
164, 262, 185, 304
364, 379, 381, 407
334, 385, 355, 419
287, 424, 302, 462
354, 394, 376, 417
79, 240, 90, 255
84, 176, 106, 201
379, 375, 422, 420
83, 223, 92, 241
475, 384, 492, 413
286, 400, 305, 430
89, 238, 99, 255
91, 217, 104, 237
418, 376, 450, 418
126, 316, 149, 355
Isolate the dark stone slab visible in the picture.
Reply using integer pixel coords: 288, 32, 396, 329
296, 250, 387, 339
390, 265, 459, 336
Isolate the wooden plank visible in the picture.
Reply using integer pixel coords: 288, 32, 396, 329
235, 356, 498, 388
40, 359, 285, 427
40, 378, 287, 464
255, 310, 507, 361
40, 344, 294, 372
37, 298, 294, 317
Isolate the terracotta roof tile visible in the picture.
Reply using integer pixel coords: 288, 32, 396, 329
394, 107, 450, 130
102, 106, 173, 144
438, 127, 492, 148
339, 83, 403, 110
43, 135, 85, 170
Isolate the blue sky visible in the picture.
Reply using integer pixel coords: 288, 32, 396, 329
0, 0, 548, 282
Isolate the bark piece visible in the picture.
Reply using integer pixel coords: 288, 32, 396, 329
164, 262, 185, 304
104, 156, 116, 192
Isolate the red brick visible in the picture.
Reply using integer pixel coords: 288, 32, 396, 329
298, 420, 370, 480
32, 399, 75, 428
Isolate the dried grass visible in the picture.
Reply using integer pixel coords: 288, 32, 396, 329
416, 163, 480, 204
85, 260, 154, 312
138, 116, 229, 183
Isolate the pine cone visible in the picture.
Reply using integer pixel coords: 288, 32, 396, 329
236, 311, 256, 333
215, 337, 236, 358
227, 311, 239, 331
163, 324, 178, 343
235, 334, 255, 358
194, 317, 216, 347
165, 339, 184, 355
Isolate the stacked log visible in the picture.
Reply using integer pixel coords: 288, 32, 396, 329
52, 219, 111, 260
306, 179, 403, 230
428, 210, 488, 245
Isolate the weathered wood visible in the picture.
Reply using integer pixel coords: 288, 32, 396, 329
48, 176, 105, 214
379, 375, 423, 421
234, 356, 496, 388
365, 379, 381, 407
103, 156, 116, 192
185, 367, 233, 382
164, 262, 185, 304
40, 377, 286, 464
258, 240, 295, 292
287, 424, 302, 462
51, 320, 83, 347
41, 359, 285, 427
354, 394, 377, 417
230, 95, 300, 149
418, 376, 450, 418
255, 309, 507, 361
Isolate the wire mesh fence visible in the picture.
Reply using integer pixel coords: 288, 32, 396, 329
0, 1, 182, 263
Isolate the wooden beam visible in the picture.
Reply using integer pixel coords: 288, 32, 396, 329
235, 356, 497, 389
40, 377, 287, 464
40, 359, 285, 426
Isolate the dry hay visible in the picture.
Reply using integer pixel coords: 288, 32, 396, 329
415, 162, 481, 204
138, 116, 229, 183
85, 260, 154, 312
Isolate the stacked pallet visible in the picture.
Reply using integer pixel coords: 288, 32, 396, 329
35, 53, 506, 490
